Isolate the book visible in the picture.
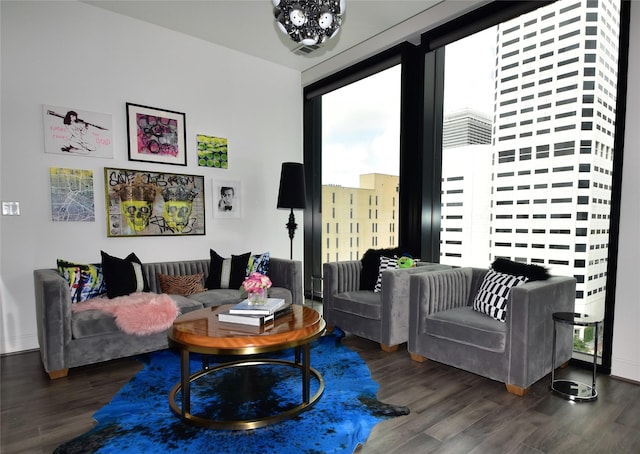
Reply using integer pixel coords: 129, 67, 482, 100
219, 320, 275, 335
217, 302, 294, 327
229, 297, 286, 315
218, 310, 275, 326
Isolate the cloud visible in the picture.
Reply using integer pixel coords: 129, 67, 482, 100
444, 26, 496, 115
321, 26, 496, 187
322, 65, 401, 186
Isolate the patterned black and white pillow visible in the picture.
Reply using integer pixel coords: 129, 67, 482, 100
374, 256, 398, 293
472, 270, 528, 322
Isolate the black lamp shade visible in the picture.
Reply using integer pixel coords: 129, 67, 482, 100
277, 162, 306, 209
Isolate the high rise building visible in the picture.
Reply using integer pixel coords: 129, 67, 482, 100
440, 144, 493, 268
491, 0, 620, 317
322, 174, 399, 263
442, 109, 492, 149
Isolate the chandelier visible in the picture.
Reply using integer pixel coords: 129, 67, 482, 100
273, 0, 346, 47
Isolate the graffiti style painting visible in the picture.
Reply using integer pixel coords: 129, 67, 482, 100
43, 105, 113, 158
126, 103, 187, 166
104, 167, 205, 237
197, 134, 228, 168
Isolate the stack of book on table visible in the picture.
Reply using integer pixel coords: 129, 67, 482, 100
217, 298, 291, 326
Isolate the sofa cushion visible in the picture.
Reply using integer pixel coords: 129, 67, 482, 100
158, 273, 205, 295
266, 287, 292, 306
101, 251, 150, 298
205, 249, 250, 290
472, 269, 528, 322
333, 291, 382, 320
57, 259, 107, 303
426, 306, 507, 353
374, 256, 398, 293
71, 295, 203, 339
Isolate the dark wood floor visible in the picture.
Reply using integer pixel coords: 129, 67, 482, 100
2, 333, 640, 453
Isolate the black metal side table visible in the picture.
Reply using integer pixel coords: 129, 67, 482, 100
551, 312, 602, 402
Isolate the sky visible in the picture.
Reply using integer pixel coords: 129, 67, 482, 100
322, 26, 497, 187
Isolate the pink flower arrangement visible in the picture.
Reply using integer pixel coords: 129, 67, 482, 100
242, 272, 272, 294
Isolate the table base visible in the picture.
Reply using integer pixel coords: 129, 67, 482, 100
551, 379, 598, 402
169, 357, 325, 430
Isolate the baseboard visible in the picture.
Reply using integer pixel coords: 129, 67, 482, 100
611, 356, 640, 383
0, 333, 39, 355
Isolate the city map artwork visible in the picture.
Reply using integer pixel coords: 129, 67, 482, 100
50, 168, 95, 222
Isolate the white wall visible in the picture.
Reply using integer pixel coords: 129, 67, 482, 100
0, 1, 303, 353
611, 2, 640, 383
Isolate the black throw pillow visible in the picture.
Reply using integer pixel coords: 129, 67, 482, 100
205, 249, 251, 290
491, 257, 550, 281
100, 251, 150, 298
360, 247, 409, 290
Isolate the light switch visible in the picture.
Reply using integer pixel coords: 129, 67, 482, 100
2, 201, 20, 216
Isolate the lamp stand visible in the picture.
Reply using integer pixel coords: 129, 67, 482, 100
285, 208, 297, 260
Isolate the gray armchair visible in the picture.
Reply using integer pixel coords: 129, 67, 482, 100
408, 267, 576, 396
323, 261, 451, 351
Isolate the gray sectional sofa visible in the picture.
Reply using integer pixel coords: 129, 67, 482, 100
34, 257, 302, 379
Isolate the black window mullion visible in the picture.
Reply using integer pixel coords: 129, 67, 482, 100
420, 48, 445, 263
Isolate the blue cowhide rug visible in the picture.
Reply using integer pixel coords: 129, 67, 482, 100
54, 329, 409, 454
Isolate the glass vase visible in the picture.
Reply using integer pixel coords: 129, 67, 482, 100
247, 287, 268, 305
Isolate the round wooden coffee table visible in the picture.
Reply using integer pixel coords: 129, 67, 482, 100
167, 304, 326, 429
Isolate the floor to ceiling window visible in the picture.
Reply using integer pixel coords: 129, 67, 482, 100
321, 65, 401, 264
439, 0, 622, 362
304, 0, 628, 371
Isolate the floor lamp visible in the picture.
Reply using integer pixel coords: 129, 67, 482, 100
277, 162, 306, 260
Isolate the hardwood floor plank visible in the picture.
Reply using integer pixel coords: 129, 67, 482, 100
425, 398, 500, 442
592, 421, 640, 453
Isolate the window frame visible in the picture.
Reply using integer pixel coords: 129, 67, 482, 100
302, 0, 631, 374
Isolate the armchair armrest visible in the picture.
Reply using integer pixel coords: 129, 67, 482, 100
323, 261, 361, 327
268, 258, 303, 306
506, 275, 577, 387
380, 264, 453, 347
34, 269, 73, 376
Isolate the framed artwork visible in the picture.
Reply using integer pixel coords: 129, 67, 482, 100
213, 179, 241, 219
50, 168, 95, 222
197, 134, 228, 168
105, 167, 205, 237
43, 105, 113, 158
126, 103, 187, 166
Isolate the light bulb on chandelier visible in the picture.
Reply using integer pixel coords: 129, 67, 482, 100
273, 0, 346, 47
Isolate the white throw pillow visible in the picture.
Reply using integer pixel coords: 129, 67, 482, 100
472, 269, 528, 322
374, 256, 398, 293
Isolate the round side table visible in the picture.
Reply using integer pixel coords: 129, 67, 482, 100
551, 312, 602, 402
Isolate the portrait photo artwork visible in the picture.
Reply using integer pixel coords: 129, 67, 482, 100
214, 180, 241, 219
